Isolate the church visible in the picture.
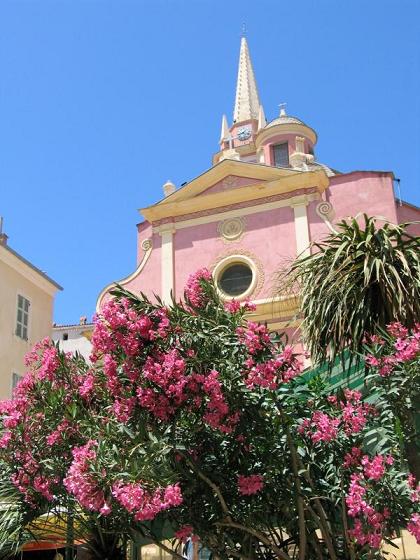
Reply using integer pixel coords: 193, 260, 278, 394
96, 37, 420, 337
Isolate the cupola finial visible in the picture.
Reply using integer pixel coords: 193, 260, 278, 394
279, 102, 287, 117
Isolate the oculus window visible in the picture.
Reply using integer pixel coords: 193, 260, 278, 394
218, 263, 253, 297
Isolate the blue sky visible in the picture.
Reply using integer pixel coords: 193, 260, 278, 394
0, 0, 419, 324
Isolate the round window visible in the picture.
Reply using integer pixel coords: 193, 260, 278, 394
218, 263, 253, 297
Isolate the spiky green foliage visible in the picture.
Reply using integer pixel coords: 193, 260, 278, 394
0, 464, 39, 558
280, 215, 420, 366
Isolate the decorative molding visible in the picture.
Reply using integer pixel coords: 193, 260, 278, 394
218, 217, 245, 242
153, 189, 320, 232
141, 238, 153, 251
316, 200, 336, 232
221, 175, 239, 189
316, 201, 335, 221
141, 167, 329, 222
211, 248, 264, 300
96, 241, 153, 311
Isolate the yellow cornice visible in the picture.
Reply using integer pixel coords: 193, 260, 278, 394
141, 167, 329, 223
256, 123, 317, 146
247, 296, 300, 323
156, 160, 296, 205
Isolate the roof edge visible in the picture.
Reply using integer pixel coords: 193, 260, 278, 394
1, 244, 63, 291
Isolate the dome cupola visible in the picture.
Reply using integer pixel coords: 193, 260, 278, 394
255, 104, 318, 168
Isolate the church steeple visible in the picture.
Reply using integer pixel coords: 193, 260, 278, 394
233, 37, 261, 123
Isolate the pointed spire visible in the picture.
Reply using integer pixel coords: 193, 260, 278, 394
233, 37, 261, 123
257, 105, 266, 131
220, 114, 229, 143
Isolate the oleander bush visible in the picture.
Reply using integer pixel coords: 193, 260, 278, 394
0, 270, 418, 559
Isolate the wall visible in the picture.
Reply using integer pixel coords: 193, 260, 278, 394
396, 202, 420, 235
173, 205, 297, 300
0, 254, 55, 399
328, 172, 397, 223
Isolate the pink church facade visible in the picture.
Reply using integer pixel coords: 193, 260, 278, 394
97, 38, 420, 335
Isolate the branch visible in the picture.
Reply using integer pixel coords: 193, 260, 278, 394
341, 482, 356, 560
295, 456, 337, 560
216, 520, 291, 560
284, 423, 307, 560
132, 527, 185, 560
177, 451, 231, 519
177, 453, 292, 559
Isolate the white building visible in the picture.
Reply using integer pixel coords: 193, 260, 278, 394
52, 319, 93, 361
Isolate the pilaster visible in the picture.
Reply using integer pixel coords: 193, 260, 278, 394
159, 224, 176, 304
290, 198, 310, 257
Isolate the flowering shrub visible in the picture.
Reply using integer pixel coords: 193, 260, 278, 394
0, 271, 418, 560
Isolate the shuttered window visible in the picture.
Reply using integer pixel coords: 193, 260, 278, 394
16, 294, 30, 340
273, 143, 289, 167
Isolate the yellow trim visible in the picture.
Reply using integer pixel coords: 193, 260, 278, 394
153, 193, 320, 232
256, 123, 317, 146
154, 160, 297, 206
141, 169, 328, 222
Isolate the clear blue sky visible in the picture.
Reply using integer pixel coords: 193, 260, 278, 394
1, 0, 419, 325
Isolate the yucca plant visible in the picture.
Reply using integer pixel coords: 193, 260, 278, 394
279, 214, 420, 367
0, 465, 40, 558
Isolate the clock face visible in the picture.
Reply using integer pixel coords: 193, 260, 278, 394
237, 126, 252, 141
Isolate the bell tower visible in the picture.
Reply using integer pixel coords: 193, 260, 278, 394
218, 37, 265, 162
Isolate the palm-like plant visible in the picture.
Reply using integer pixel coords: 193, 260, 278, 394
280, 214, 420, 366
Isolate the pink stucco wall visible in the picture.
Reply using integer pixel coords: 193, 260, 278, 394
99, 168, 418, 315
328, 172, 397, 224
261, 133, 315, 165
173, 205, 296, 300
117, 222, 162, 301
396, 203, 420, 236
308, 172, 400, 245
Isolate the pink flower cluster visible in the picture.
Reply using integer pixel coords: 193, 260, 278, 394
91, 298, 170, 363
63, 441, 110, 515
184, 268, 212, 308
237, 322, 271, 355
238, 474, 264, 496
343, 447, 363, 469
407, 513, 420, 544
366, 322, 420, 377
244, 346, 301, 390
135, 349, 237, 432
46, 419, 73, 447
200, 370, 240, 434
408, 473, 420, 503
78, 369, 96, 400
224, 299, 257, 313
33, 475, 54, 501
299, 390, 374, 444
112, 481, 182, 521
299, 412, 340, 443
361, 454, 393, 481
346, 473, 390, 548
